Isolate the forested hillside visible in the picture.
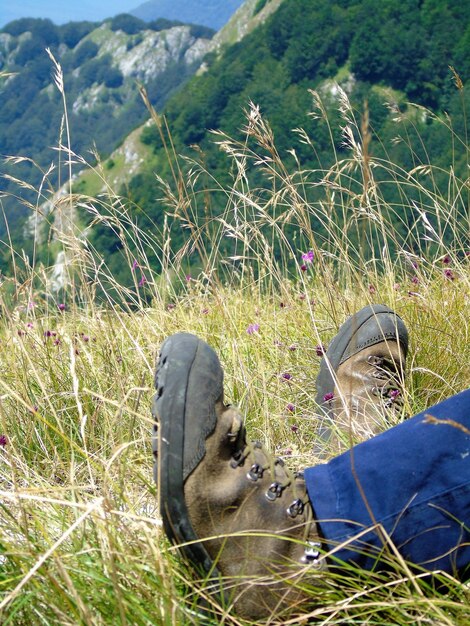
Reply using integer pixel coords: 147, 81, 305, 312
85, 0, 468, 284
0, 14, 214, 266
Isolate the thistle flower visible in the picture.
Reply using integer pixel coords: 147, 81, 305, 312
58, 303, 66, 311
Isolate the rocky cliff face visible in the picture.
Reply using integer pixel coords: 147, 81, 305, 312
89, 23, 212, 82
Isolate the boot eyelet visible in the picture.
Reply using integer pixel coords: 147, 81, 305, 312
287, 498, 304, 518
301, 541, 322, 565
266, 482, 282, 501
230, 450, 247, 468
247, 463, 263, 481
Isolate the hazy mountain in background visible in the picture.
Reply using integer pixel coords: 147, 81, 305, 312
0, 1, 138, 28
130, 0, 245, 29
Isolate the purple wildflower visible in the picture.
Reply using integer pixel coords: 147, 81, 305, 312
44, 330, 52, 338
185, 275, 191, 282
411, 275, 419, 285
389, 389, 401, 401
291, 424, 299, 434
288, 344, 297, 351
0, 435, 7, 447
442, 255, 451, 265
315, 344, 325, 357
300, 264, 307, 272
368, 284, 376, 294
286, 403, 295, 413
201, 308, 209, 315
323, 392, 334, 402
246, 323, 260, 335
281, 372, 292, 381
444, 269, 455, 281
58, 303, 66, 311
138, 274, 147, 288
131, 259, 139, 271
301, 250, 314, 263
299, 293, 306, 301
167, 303, 176, 311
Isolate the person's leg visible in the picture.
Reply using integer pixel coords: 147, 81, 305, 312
305, 388, 470, 579
153, 313, 469, 619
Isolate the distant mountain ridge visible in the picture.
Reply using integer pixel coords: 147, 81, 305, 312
130, 0, 245, 30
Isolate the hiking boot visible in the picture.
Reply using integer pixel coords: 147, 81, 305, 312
315, 304, 408, 451
153, 332, 325, 619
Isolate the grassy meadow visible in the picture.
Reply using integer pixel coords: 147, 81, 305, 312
0, 66, 469, 624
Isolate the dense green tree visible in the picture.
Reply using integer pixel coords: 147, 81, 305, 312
109, 14, 146, 35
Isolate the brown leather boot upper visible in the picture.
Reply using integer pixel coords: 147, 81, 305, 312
185, 403, 326, 619
315, 305, 408, 453
331, 340, 406, 440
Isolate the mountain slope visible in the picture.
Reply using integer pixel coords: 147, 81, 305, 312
0, 14, 213, 265
130, 0, 245, 30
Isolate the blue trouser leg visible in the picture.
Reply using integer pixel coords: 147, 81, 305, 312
304, 389, 470, 579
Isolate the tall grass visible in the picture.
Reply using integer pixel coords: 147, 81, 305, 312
0, 56, 468, 624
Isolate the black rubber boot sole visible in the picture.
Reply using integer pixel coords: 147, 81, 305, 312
152, 332, 223, 574
315, 304, 409, 408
